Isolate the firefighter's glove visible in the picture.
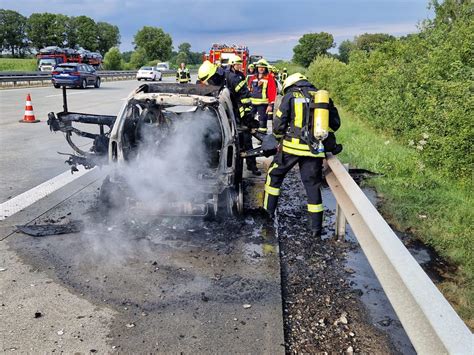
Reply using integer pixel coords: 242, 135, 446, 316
261, 134, 279, 157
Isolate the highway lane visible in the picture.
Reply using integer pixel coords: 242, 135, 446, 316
0, 77, 179, 203
0, 76, 285, 352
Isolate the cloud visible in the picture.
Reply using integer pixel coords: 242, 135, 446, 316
2, 0, 432, 58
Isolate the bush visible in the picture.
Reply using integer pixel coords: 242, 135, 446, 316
129, 48, 148, 69
306, 56, 348, 103
305, 1, 473, 180
103, 47, 122, 70
274, 61, 307, 76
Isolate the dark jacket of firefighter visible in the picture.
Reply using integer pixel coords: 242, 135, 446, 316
225, 68, 258, 172
225, 69, 252, 122
263, 79, 341, 234
176, 68, 191, 83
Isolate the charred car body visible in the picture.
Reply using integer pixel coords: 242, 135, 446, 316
47, 83, 262, 217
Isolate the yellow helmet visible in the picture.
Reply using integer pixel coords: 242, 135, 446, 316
255, 58, 269, 68
228, 54, 243, 65
248, 63, 255, 69
282, 72, 307, 94
283, 67, 287, 71
198, 60, 217, 82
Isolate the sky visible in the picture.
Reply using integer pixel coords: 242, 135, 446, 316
2, 0, 434, 59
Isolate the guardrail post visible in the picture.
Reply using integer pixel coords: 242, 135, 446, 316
334, 163, 349, 240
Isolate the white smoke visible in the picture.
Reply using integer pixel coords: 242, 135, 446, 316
78, 104, 223, 261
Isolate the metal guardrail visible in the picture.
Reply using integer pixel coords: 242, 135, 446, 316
325, 154, 472, 354
0, 69, 193, 86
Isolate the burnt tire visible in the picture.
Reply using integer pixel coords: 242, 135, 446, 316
99, 176, 126, 209
217, 185, 243, 217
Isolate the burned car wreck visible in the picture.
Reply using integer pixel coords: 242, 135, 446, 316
48, 83, 265, 217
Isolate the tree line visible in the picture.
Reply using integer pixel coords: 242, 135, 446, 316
0, 9, 204, 70
103, 26, 203, 70
0, 10, 120, 56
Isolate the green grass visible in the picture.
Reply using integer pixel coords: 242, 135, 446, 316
337, 107, 473, 327
0, 58, 37, 71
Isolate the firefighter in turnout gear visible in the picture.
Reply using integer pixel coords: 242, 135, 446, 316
280, 68, 288, 82
249, 58, 277, 133
246, 63, 255, 87
225, 54, 260, 175
197, 60, 225, 87
198, 58, 261, 175
263, 73, 342, 237
176, 62, 191, 83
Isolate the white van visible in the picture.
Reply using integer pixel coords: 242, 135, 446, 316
156, 62, 169, 71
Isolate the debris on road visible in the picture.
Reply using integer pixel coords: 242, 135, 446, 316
34, 312, 43, 318
16, 220, 84, 237
0, 268, 7, 272
243, 304, 252, 309
125, 323, 135, 328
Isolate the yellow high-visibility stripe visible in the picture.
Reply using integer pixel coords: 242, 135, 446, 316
308, 204, 323, 213
258, 128, 268, 132
235, 80, 246, 92
264, 185, 280, 196
282, 146, 325, 158
262, 80, 268, 100
276, 109, 282, 118
294, 102, 303, 128
241, 98, 251, 104
263, 163, 279, 210
265, 163, 278, 187
251, 98, 269, 105
283, 139, 309, 150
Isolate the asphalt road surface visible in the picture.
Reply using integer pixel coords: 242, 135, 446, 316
0, 77, 181, 203
0, 78, 285, 353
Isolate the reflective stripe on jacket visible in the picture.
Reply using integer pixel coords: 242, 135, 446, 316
176, 68, 190, 82
249, 73, 277, 105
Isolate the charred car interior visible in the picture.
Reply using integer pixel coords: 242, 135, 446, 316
47, 83, 266, 217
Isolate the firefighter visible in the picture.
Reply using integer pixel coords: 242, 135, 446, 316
270, 66, 280, 83
197, 60, 225, 87
225, 54, 261, 175
249, 58, 277, 133
262, 73, 342, 238
280, 67, 288, 82
198, 59, 261, 175
246, 63, 255, 86
176, 62, 191, 83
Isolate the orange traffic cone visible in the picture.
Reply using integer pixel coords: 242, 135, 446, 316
19, 93, 40, 123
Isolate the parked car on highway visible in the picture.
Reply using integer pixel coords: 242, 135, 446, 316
51, 63, 100, 89
47, 83, 254, 217
136, 66, 162, 81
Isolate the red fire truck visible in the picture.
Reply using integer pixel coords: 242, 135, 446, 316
204, 44, 251, 73
36, 46, 103, 71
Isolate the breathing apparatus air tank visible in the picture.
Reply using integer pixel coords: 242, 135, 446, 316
312, 90, 330, 153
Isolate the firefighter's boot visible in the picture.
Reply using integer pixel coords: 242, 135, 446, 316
309, 211, 324, 238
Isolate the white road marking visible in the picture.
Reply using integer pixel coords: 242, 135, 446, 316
45, 91, 88, 98
0, 166, 95, 220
